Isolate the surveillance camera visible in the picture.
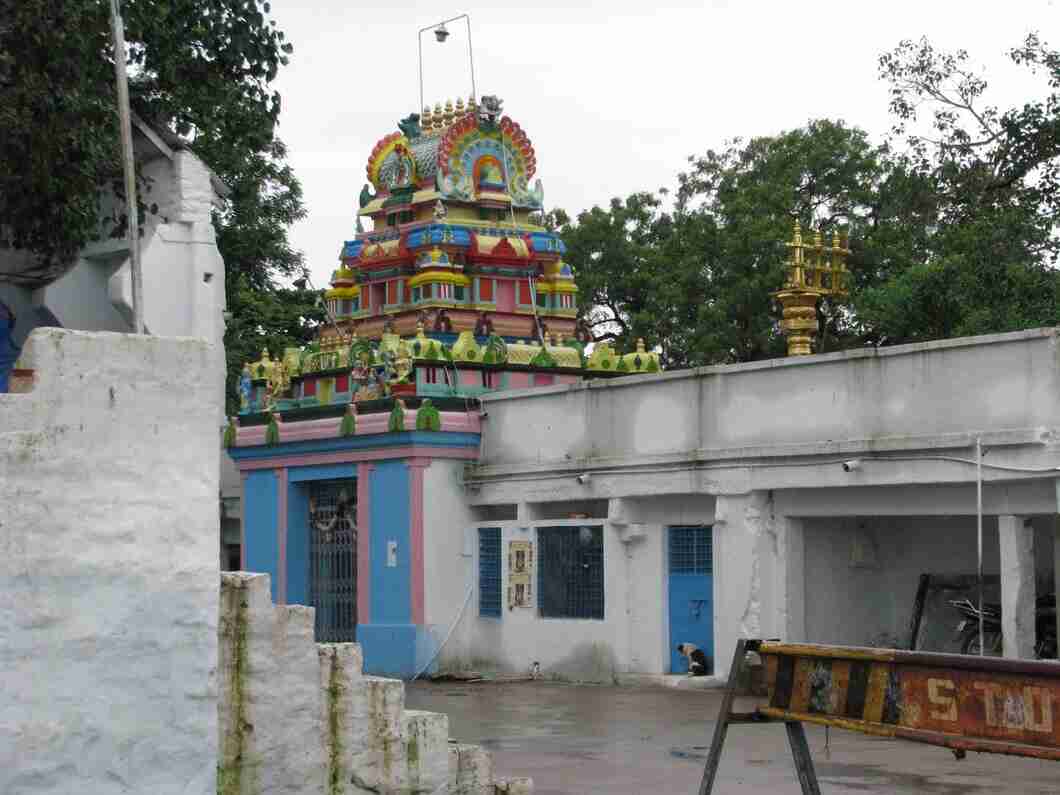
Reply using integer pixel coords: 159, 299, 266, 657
841, 459, 862, 472
576, 473, 591, 485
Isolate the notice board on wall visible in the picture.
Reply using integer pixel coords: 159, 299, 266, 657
508, 540, 534, 609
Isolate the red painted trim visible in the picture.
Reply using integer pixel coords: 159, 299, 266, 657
276, 467, 288, 604
407, 458, 431, 625
357, 463, 373, 626
234, 445, 478, 472
239, 472, 248, 570
235, 410, 480, 446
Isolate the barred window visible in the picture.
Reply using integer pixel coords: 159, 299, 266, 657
478, 527, 502, 617
669, 526, 712, 574
537, 526, 604, 619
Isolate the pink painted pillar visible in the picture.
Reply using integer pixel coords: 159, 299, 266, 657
357, 463, 373, 626
239, 472, 248, 570
276, 467, 288, 604
408, 458, 431, 625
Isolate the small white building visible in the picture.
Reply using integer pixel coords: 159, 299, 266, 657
0, 114, 228, 414
431, 328, 1060, 680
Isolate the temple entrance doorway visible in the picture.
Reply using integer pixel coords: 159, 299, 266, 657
308, 478, 357, 642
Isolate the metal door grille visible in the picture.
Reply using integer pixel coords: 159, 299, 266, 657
669, 526, 712, 574
308, 479, 357, 642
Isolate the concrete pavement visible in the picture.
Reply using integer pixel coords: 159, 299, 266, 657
406, 681, 1060, 794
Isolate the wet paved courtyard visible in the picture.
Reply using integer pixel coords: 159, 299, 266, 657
406, 681, 1060, 794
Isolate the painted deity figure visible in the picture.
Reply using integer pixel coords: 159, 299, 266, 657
480, 160, 504, 187
238, 366, 252, 411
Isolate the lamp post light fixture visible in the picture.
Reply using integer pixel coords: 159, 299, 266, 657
418, 14, 476, 115
771, 220, 850, 356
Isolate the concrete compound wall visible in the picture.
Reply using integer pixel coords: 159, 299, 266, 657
0, 329, 220, 794
476, 328, 1060, 476
219, 571, 531, 795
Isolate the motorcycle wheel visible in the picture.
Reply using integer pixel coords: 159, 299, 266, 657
961, 628, 1003, 656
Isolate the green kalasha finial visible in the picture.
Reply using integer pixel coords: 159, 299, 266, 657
388, 398, 406, 432
340, 403, 357, 437
265, 412, 280, 446
223, 416, 238, 448
415, 399, 442, 432
530, 346, 557, 368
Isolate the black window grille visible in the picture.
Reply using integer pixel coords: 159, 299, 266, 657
669, 526, 712, 574
479, 527, 502, 617
537, 525, 604, 619
308, 479, 357, 642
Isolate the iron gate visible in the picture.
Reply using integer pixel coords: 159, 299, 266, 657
308, 479, 357, 642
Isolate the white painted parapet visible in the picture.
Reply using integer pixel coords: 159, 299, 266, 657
0, 328, 220, 794
219, 572, 530, 794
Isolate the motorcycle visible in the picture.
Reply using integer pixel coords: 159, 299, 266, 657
949, 593, 1057, 659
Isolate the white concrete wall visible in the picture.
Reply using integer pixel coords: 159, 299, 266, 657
476, 328, 1060, 490
8, 140, 227, 422
440, 494, 714, 679
423, 459, 478, 672
802, 514, 1055, 649
0, 329, 220, 794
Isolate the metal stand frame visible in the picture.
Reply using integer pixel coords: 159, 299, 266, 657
698, 639, 821, 795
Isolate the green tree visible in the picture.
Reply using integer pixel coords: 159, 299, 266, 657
558, 193, 673, 354
859, 35, 1060, 342
561, 120, 895, 365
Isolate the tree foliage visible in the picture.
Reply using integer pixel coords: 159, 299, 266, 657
562, 34, 1060, 365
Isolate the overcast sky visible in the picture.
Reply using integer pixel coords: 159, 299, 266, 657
268, 0, 1059, 289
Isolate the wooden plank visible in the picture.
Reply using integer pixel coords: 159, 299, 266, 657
785, 721, 822, 795
757, 641, 1060, 760
698, 640, 749, 795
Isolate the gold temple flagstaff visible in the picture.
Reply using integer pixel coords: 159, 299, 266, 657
772, 220, 850, 356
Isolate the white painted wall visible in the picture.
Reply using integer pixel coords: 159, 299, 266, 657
422, 459, 479, 672
476, 328, 1060, 493
802, 514, 1055, 649
0, 329, 220, 794
432, 494, 715, 679
4, 133, 227, 422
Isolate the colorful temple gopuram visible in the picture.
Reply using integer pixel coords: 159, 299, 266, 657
236, 94, 660, 421
228, 95, 659, 678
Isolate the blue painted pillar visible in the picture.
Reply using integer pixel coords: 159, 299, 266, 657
243, 469, 280, 602
358, 460, 425, 678
286, 483, 310, 606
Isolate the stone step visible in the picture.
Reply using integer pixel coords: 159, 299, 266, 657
401, 710, 450, 794
449, 743, 495, 795
219, 572, 532, 793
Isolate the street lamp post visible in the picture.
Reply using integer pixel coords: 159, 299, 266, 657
417, 14, 476, 113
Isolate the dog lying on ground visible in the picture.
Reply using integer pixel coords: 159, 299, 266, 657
676, 643, 710, 676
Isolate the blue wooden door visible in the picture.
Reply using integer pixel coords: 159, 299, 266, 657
668, 526, 714, 674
